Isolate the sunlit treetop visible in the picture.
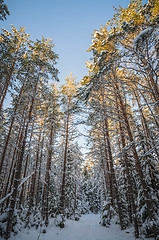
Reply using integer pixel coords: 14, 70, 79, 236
89, 26, 117, 54
0, 25, 30, 51
89, 0, 159, 55
61, 73, 78, 98
108, 0, 159, 31
28, 36, 58, 63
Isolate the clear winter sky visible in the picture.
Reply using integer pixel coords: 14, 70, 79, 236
1, 0, 132, 84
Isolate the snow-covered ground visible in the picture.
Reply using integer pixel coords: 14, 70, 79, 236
4, 214, 154, 240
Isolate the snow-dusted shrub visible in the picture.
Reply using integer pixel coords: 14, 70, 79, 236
100, 199, 115, 227
74, 210, 80, 221
54, 214, 65, 228
137, 188, 159, 237
0, 209, 23, 237
0, 212, 8, 237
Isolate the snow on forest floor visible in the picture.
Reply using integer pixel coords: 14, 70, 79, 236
4, 214, 154, 240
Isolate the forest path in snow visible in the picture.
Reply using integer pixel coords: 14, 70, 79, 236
8, 214, 151, 240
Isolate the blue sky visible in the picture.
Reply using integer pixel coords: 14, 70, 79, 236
1, 0, 132, 84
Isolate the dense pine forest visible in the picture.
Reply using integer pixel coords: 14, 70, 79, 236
0, 0, 159, 239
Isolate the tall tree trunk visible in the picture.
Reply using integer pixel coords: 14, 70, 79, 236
97, 133, 109, 197
5, 125, 26, 210
19, 122, 34, 207
0, 76, 28, 175
100, 87, 114, 205
133, 87, 159, 158
5, 72, 39, 239
0, 55, 18, 111
36, 134, 44, 206
59, 97, 70, 211
102, 123, 114, 206
42, 124, 54, 226
104, 117, 125, 230
112, 70, 158, 237
26, 130, 41, 220
139, 56, 159, 115
138, 88, 159, 129
117, 103, 139, 237
1, 124, 22, 207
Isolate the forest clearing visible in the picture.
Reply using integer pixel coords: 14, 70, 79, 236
3, 214, 155, 240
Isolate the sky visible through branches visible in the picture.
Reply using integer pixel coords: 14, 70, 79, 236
1, 0, 133, 84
